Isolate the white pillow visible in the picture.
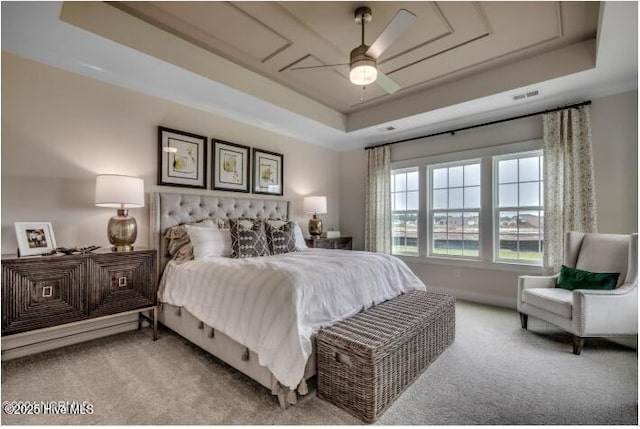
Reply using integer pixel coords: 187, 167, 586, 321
185, 224, 232, 259
293, 222, 308, 250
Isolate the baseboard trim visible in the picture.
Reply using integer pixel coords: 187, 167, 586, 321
432, 287, 517, 309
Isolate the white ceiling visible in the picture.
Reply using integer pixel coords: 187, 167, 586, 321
1, 1, 637, 152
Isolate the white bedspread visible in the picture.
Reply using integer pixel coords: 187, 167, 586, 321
158, 249, 426, 388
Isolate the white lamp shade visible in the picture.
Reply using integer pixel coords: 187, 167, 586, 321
95, 175, 145, 208
303, 196, 327, 214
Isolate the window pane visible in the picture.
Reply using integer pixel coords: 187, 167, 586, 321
395, 173, 406, 192
394, 193, 406, 211
433, 168, 448, 189
463, 212, 479, 234
407, 171, 419, 191
406, 191, 419, 210
463, 234, 479, 257
391, 174, 395, 193
499, 159, 518, 183
519, 157, 539, 182
499, 184, 518, 207
449, 188, 464, 209
433, 189, 447, 209
433, 214, 447, 232
433, 232, 447, 254
519, 182, 539, 207
392, 213, 418, 254
464, 163, 481, 186
464, 186, 480, 209
449, 166, 464, 187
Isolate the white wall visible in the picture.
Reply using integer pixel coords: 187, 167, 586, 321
339, 90, 638, 307
1, 53, 342, 253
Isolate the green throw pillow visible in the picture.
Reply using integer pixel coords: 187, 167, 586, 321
556, 265, 620, 291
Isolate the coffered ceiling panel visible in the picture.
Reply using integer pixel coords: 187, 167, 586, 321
113, 1, 599, 114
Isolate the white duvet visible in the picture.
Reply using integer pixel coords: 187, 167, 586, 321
158, 248, 426, 388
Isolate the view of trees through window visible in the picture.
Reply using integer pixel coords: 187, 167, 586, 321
496, 153, 544, 262
391, 169, 419, 254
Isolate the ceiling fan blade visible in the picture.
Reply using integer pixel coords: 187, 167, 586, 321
289, 63, 349, 71
376, 71, 402, 94
366, 9, 416, 59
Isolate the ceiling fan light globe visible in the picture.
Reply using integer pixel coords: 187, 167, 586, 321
350, 60, 378, 86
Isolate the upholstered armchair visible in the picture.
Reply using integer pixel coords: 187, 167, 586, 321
518, 232, 638, 355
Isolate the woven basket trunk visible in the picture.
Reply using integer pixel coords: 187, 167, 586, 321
316, 290, 455, 423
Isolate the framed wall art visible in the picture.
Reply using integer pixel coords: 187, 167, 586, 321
15, 222, 57, 257
252, 148, 283, 196
158, 126, 207, 189
212, 139, 250, 193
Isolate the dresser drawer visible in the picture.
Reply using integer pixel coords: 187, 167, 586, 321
88, 251, 157, 317
2, 258, 88, 335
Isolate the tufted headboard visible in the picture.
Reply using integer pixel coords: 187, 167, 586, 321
150, 192, 290, 275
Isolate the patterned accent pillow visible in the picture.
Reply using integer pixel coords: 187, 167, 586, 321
229, 219, 270, 258
265, 221, 299, 255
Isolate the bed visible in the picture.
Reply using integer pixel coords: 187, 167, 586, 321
150, 192, 426, 408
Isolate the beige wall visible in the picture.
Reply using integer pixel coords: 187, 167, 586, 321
1, 53, 341, 252
339, 90, 638, 307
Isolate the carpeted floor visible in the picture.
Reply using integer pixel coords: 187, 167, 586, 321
1, 300, 637, 425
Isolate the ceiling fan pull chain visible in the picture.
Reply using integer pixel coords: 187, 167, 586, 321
360, 85, 366, 102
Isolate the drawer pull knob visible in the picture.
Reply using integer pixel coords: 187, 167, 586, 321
209, 328, 215, 338
118, 276, 127, 287
42, 286, 53, 298
335, 352, 352, 366
241, 348, 250, 361
198, 321, 204, 330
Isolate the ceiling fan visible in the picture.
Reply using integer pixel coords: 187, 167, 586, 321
291, 7, 416, 94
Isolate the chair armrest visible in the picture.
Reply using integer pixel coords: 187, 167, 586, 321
518, 275, 558, 291
517, 275, 558, 309
573, 283, 638, 336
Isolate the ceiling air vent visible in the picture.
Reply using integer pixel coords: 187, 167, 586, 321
512, 89, 540, 102
377, 125, 396, 133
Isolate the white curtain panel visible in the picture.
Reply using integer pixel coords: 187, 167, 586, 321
365, 145, 392, 253
542, 106, 597, 274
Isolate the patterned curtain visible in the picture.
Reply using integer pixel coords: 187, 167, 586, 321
542, 105, 597, 274
364, 146, 392, 253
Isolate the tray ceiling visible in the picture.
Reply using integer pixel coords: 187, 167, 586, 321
113, 1, 599, 114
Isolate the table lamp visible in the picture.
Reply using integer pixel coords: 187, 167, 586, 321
95, 174, 144, 251
303, 196, 327, 237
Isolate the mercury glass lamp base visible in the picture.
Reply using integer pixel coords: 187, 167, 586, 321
108, 209, 138, 252
308, 216, 323, 236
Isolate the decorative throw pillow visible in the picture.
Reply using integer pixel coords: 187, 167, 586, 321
229, 218, 270, 258
265, 221, 299, 255
165, 219, 217, 264
185, 225, 232, 259
292, 222, 308, 250
556, 265, 620, 291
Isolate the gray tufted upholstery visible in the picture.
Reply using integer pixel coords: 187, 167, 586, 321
150, 192, 289, 274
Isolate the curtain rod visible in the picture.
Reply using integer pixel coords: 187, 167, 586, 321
364, 100, 592, 150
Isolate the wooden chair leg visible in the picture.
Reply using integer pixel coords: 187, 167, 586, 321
573, 335, 585, 355
519, 313, 528, 330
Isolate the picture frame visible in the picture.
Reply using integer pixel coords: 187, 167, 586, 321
252, 148, 284, 196
15, 222, 57, 257
212, 139, 250, 193
158, 126, 208, 189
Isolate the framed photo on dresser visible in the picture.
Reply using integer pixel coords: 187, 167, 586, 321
252, 149, 283, 196
212, 139, 250, 193
158, 126, 207, 189
14, 222, 57, 257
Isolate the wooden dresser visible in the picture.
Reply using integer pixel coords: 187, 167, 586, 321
1, 249, 157, 339
305, 236, 353, 250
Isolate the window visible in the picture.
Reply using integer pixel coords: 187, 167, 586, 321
391, 168, 419, 255
495, 151, 544, 263
429, 161, 481, 258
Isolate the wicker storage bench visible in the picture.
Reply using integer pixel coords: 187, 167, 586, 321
316, 290, 455, 423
